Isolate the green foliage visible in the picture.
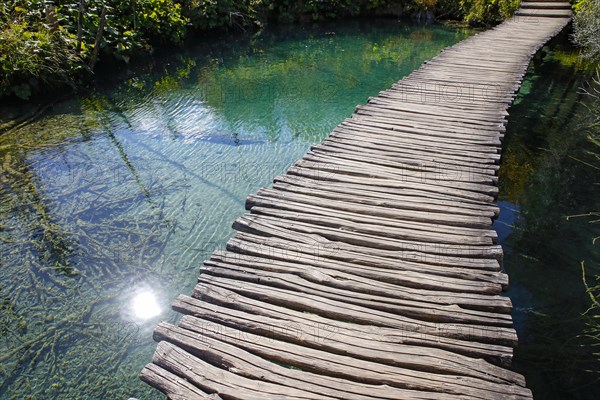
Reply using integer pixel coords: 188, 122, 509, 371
182, 0, 259, 30
0, 1, 189, 99
573, 0, 600, 62
0, 19, 78, 99
459, 0, 519, 25
0, 0, 521, 100
258, 0, 362, 23
136, 0, 188, 42
582, 261, 600, 352
55, 1, 189, 59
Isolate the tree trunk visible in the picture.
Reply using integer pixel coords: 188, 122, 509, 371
89, 6, 107, 70
77, 0, 84, 55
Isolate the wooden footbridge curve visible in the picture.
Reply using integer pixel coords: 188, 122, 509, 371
140, 4, 571, 399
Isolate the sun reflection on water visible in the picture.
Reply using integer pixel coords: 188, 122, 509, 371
131, 290, 161, 320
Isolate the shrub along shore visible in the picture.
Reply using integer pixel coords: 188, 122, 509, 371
0, 1, 597, 102
1, 0, 524, 101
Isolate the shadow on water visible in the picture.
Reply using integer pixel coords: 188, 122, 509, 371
0, 18, 473, 399
495, 29, 600, 399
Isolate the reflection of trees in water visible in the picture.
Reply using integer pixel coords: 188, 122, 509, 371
108, 23, 469, 144
498, 46, 600, 397
196, 30, 457, 142
0, 108, 182, 398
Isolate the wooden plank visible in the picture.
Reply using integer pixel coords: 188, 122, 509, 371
314, 141, 499, 177
366, 97, 508, 124
273, 175, 501, 219
393, 80, 516, 102
154, 323, 461, 400
367, 96, 509, 120
330, 129, 501, 164
388, 83, 514, 105
153, 341, 327, 400
177, 315, 531, 399
225, 234, 513, 312
140, 363, 222, 400
176, 293, 524, 386
209, 249, 508, 305
194, 283, 520, 362
247, 193, 497, 243
281, 165, 497, 206
351, 113, 505, 141
350, 111, 505, 142
192, 276, 514, 345
307, 147, 498, 184
353, 106, 506, 135
234, 214, 503, 263
288, 162, 497, 204
204, 250, 503, 299
227, 231, 507, 296
335, 124, 502, 156
201, 256, 510, 324
341, 118, 504, 152
231, 214, 503, 271
250, 187, 494, 228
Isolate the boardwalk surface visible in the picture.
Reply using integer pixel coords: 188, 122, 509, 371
140, 4, 571, 399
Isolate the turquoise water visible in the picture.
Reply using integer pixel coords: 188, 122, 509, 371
495, 34, 600, 399
0, 20, 472, 399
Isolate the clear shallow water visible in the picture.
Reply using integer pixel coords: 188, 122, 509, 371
495, 34, 600, 399
0, 19, 471, 399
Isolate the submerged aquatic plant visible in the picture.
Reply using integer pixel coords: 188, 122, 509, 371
0, 97, 188, 398
582, 260, 600, 372
575, 68, 600, 373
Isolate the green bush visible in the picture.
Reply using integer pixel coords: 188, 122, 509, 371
0, 5, 79, 99
138, 0, 188, 42
360, 0, 519, 23
0, 1, 189, 98
55, 1, 189, 61
257, 0, 362, 23
182, 0, 258, 30
460, 0, 519, 25
0, 0, 522, 100
573, 0, 600, 62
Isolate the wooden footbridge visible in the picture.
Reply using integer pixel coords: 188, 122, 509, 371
140, 3, 571, 399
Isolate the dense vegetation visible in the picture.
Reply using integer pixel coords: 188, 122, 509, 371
574, 0, 600, 62
0, 0, 521, 100
572, 0, 600, 371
